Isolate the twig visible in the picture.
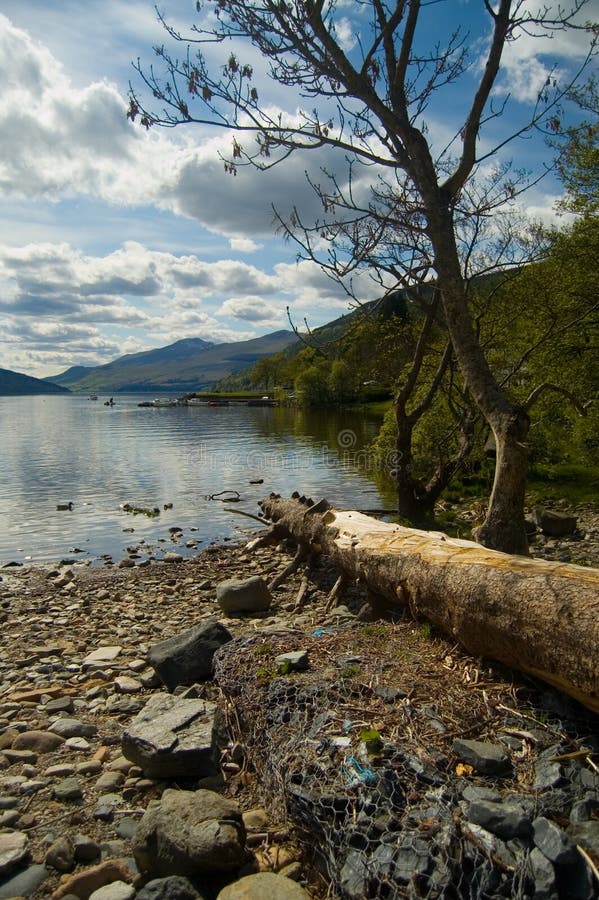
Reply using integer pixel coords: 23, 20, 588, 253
325, 574, 346, 612
294, 575, 310, 610
269, 543, 309, 591
224, 507, 270, 525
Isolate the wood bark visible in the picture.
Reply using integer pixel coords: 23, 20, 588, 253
260, 494, 599, 714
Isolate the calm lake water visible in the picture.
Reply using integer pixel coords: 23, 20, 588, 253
0, 395, 394, 564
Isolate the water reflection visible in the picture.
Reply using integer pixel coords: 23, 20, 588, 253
0, 395, 393, 563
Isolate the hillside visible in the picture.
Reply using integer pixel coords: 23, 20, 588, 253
47, 332, 297, 392
0, 367, 71, 396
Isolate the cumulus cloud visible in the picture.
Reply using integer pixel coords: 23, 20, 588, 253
229, 237, 262, 253
220, 296, 285, 323
0, 240, 338, 375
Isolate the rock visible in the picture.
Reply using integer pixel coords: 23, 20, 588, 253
117, 558, 136, 569
83, 647, 122, 667
45, 836, 76, 872
121, 693, 224, 779
274, 651, 309, 672
136, 876, 203, 899
51, 859, 133, 899
88, 882, 136, 900
528, 847, 557, 900
216, 576, 271, 614
0, 831, 29, 875
533, 816, 578, 865
12, 730, 65, 753
49, 718, 98, 739
53, 778, 84, 802
113, 676, 142, 694
533, 758, 563, 791
0, 864, 49, 899
534, 508, 578, 537
147, 620, 233, 691
73, 834, 101, 862
132, 788, 247, 877
466, 800, 531, 839
216, 872, 310, 899
568, 820, 599, 858
452, 738, 512, 775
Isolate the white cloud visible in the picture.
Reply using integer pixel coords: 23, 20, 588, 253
229, 237, 262, 253
220, 296, 284, 323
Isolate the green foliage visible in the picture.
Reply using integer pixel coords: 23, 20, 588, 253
339, 663, 362, 678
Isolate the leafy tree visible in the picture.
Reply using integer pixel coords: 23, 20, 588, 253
130, 0, 597, 552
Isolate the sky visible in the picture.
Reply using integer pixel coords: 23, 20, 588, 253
0, 0, 596, 378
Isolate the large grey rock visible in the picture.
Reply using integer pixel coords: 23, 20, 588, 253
0, 864, 49, 899
452, 738, 512, 775
533, 816, 578, 865
136, 876, 204, 899
121, 693, 224, 778
534, 508, 578, 537
216, 576, 271, 614
529, 847, 556, 900
49, 718, 98, 739
0, 831, 29, 875
132, 789, 246, 878
216, 872, 310, 899
148, 620, 232, 690
466, 800, 531, 839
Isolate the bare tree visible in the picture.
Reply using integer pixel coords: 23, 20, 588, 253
129, 0, 597, 553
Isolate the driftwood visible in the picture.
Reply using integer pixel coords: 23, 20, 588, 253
260, 494, 599, 713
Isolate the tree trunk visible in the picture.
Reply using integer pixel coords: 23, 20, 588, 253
474, 411, 530, 554
260, 494, 599, 713
425, 202, 530, 553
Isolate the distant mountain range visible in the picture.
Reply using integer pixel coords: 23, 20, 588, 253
0, 367, 71, 396
45, 331, 297, 393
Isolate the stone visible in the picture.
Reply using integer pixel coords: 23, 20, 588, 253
274, 651, 309, 672
216, 576, 272, 614
53, 777, 84, 801
216, 872, 310, 899
0, 864, 49, 899
118, 558, 136, 569
132, 788, 246, 877
73, 834, 102, 862
568, 820, 599, 859
529, 847, 557, 900
121, 693, 224, 779
0, 831, 29, 875
136, 876, 203, 900
51, 859, 133, 899
452, 738, 512, 775
45, 836, 76, 872
466, 800, 531, 839
89, 882, 136, 900
12, 730, 65, 753
147, 620, 232, 691
49, 718, 98, 739
113, 676, 142, 694
533, 758, 563, 791
533, 816, 578, 865
83, 647, 123, 667
534, 508, 578, 537
136, 875, 203, 900
95, 772, 125, 792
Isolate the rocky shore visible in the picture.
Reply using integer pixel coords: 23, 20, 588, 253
0, 507, 597, 899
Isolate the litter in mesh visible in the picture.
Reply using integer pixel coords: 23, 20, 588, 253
214, 629, 539, 900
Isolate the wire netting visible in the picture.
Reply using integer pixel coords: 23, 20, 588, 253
214, 624, 555, 899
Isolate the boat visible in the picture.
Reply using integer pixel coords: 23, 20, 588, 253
89, 394, 98, 401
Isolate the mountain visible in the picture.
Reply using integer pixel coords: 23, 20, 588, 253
47, 332, 297, 392
47, 365, 94, 387
0, 367, 71, 396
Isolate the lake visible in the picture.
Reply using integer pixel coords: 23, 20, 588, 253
0, 394, 394, 564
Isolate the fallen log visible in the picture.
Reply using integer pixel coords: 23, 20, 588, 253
260, 494, 599, 714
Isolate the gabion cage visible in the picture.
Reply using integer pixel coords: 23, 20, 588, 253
214, 626, 562, 900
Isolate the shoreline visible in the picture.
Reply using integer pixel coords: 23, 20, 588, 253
0, 519, 597, 898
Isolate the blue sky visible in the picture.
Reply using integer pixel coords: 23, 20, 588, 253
0, 0, 596, 377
